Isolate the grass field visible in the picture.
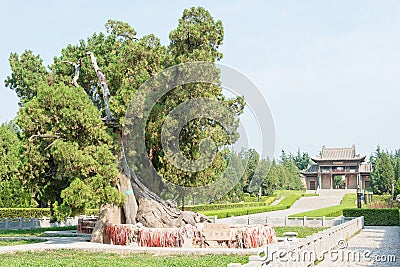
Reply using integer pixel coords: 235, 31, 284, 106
273, 226, 327, 238
202, 195, 302, 218
289, 193, 357, 218
272, 190, 304, 197
201, 190, 308, 218
0, 239, 45, 246
0, 250, 249, 267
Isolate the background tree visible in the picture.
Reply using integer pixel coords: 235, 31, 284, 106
394, 177, 400, 197
291, 149, 311, 170
251, 159, 271, 195
240, 148, 260, 193
279, 151, 303, 190
370, 152, 395, 194
369, 145, 383, 167
263, 160, 279, 195
220, 151, 245, 203
333, 176, 345, 189
0, 122, 31, 207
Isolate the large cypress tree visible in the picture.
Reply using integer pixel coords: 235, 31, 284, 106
5, 7, 244, 234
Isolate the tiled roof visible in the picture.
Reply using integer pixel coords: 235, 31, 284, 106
301, 164, 318, 174
360, 163, 372, 173
312, 145, 366, 161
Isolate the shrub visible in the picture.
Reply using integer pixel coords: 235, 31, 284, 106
201, 194, 301, 218
0, 208, 98, 219
343, 208, 400, 226
202, 204, 289, 218
243, 195, 270, 202
0, 208, 51, 218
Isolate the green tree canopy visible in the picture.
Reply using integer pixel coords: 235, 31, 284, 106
0, 122, 32, 207
5, 7, 245, 218
371, 152, 395, 194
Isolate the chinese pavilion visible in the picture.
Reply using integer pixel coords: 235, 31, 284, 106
301, 145, 372, 190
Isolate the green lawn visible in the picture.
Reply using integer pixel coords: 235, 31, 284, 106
202, 192, 304, 218
0, 239, 45, 246
199, 190, 319, 218
0, 226, 76, 237
273, 226, 328, 238
0, 250, 249, 267
289, 193, 357, 218
301, 193, 319, 197
202, 204, 288, 218
272, 190, 305, 197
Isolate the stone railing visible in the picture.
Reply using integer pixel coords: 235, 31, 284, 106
0, 217, 40, 230
230, 215, 356, 227
228, 216, 364, 267
0, 215, 94, 230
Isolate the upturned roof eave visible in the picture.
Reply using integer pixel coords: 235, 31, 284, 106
311, 155, 366, 163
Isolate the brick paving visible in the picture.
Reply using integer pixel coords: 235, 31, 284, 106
317, 226, 400, 266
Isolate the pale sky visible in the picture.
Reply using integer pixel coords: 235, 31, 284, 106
1, 0, 400, 158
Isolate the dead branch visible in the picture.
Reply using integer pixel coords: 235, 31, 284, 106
85, 51, 114, 123
62, 59, 82, 88
118, 33, 138, 41
29, 133, 62, 142
44, 139, 59, 151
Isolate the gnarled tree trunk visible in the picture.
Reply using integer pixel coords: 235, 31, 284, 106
82, 52, 209, 243
91, 156, 209, 243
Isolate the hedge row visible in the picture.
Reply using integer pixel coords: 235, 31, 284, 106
201, 194, 302, 219
0, 208, 51, 218
343, 208, 400, 226
0, 208, 99, 219
186, 192, 307, 214
243, 195, 271, 203
202, 204, 291, 218
185, 201, 268, 212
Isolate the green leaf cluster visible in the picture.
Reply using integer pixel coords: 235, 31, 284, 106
0, 123, 32, 207
4, 7, 245, 217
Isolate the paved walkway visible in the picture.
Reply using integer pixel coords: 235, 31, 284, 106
0, 235, 257, 256
217, 189, 352, 224
318, 226, 400, 266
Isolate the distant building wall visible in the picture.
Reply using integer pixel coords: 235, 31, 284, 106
306, 176, 317, 190
321, 174, 331, 189
347, 174, 357, 189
